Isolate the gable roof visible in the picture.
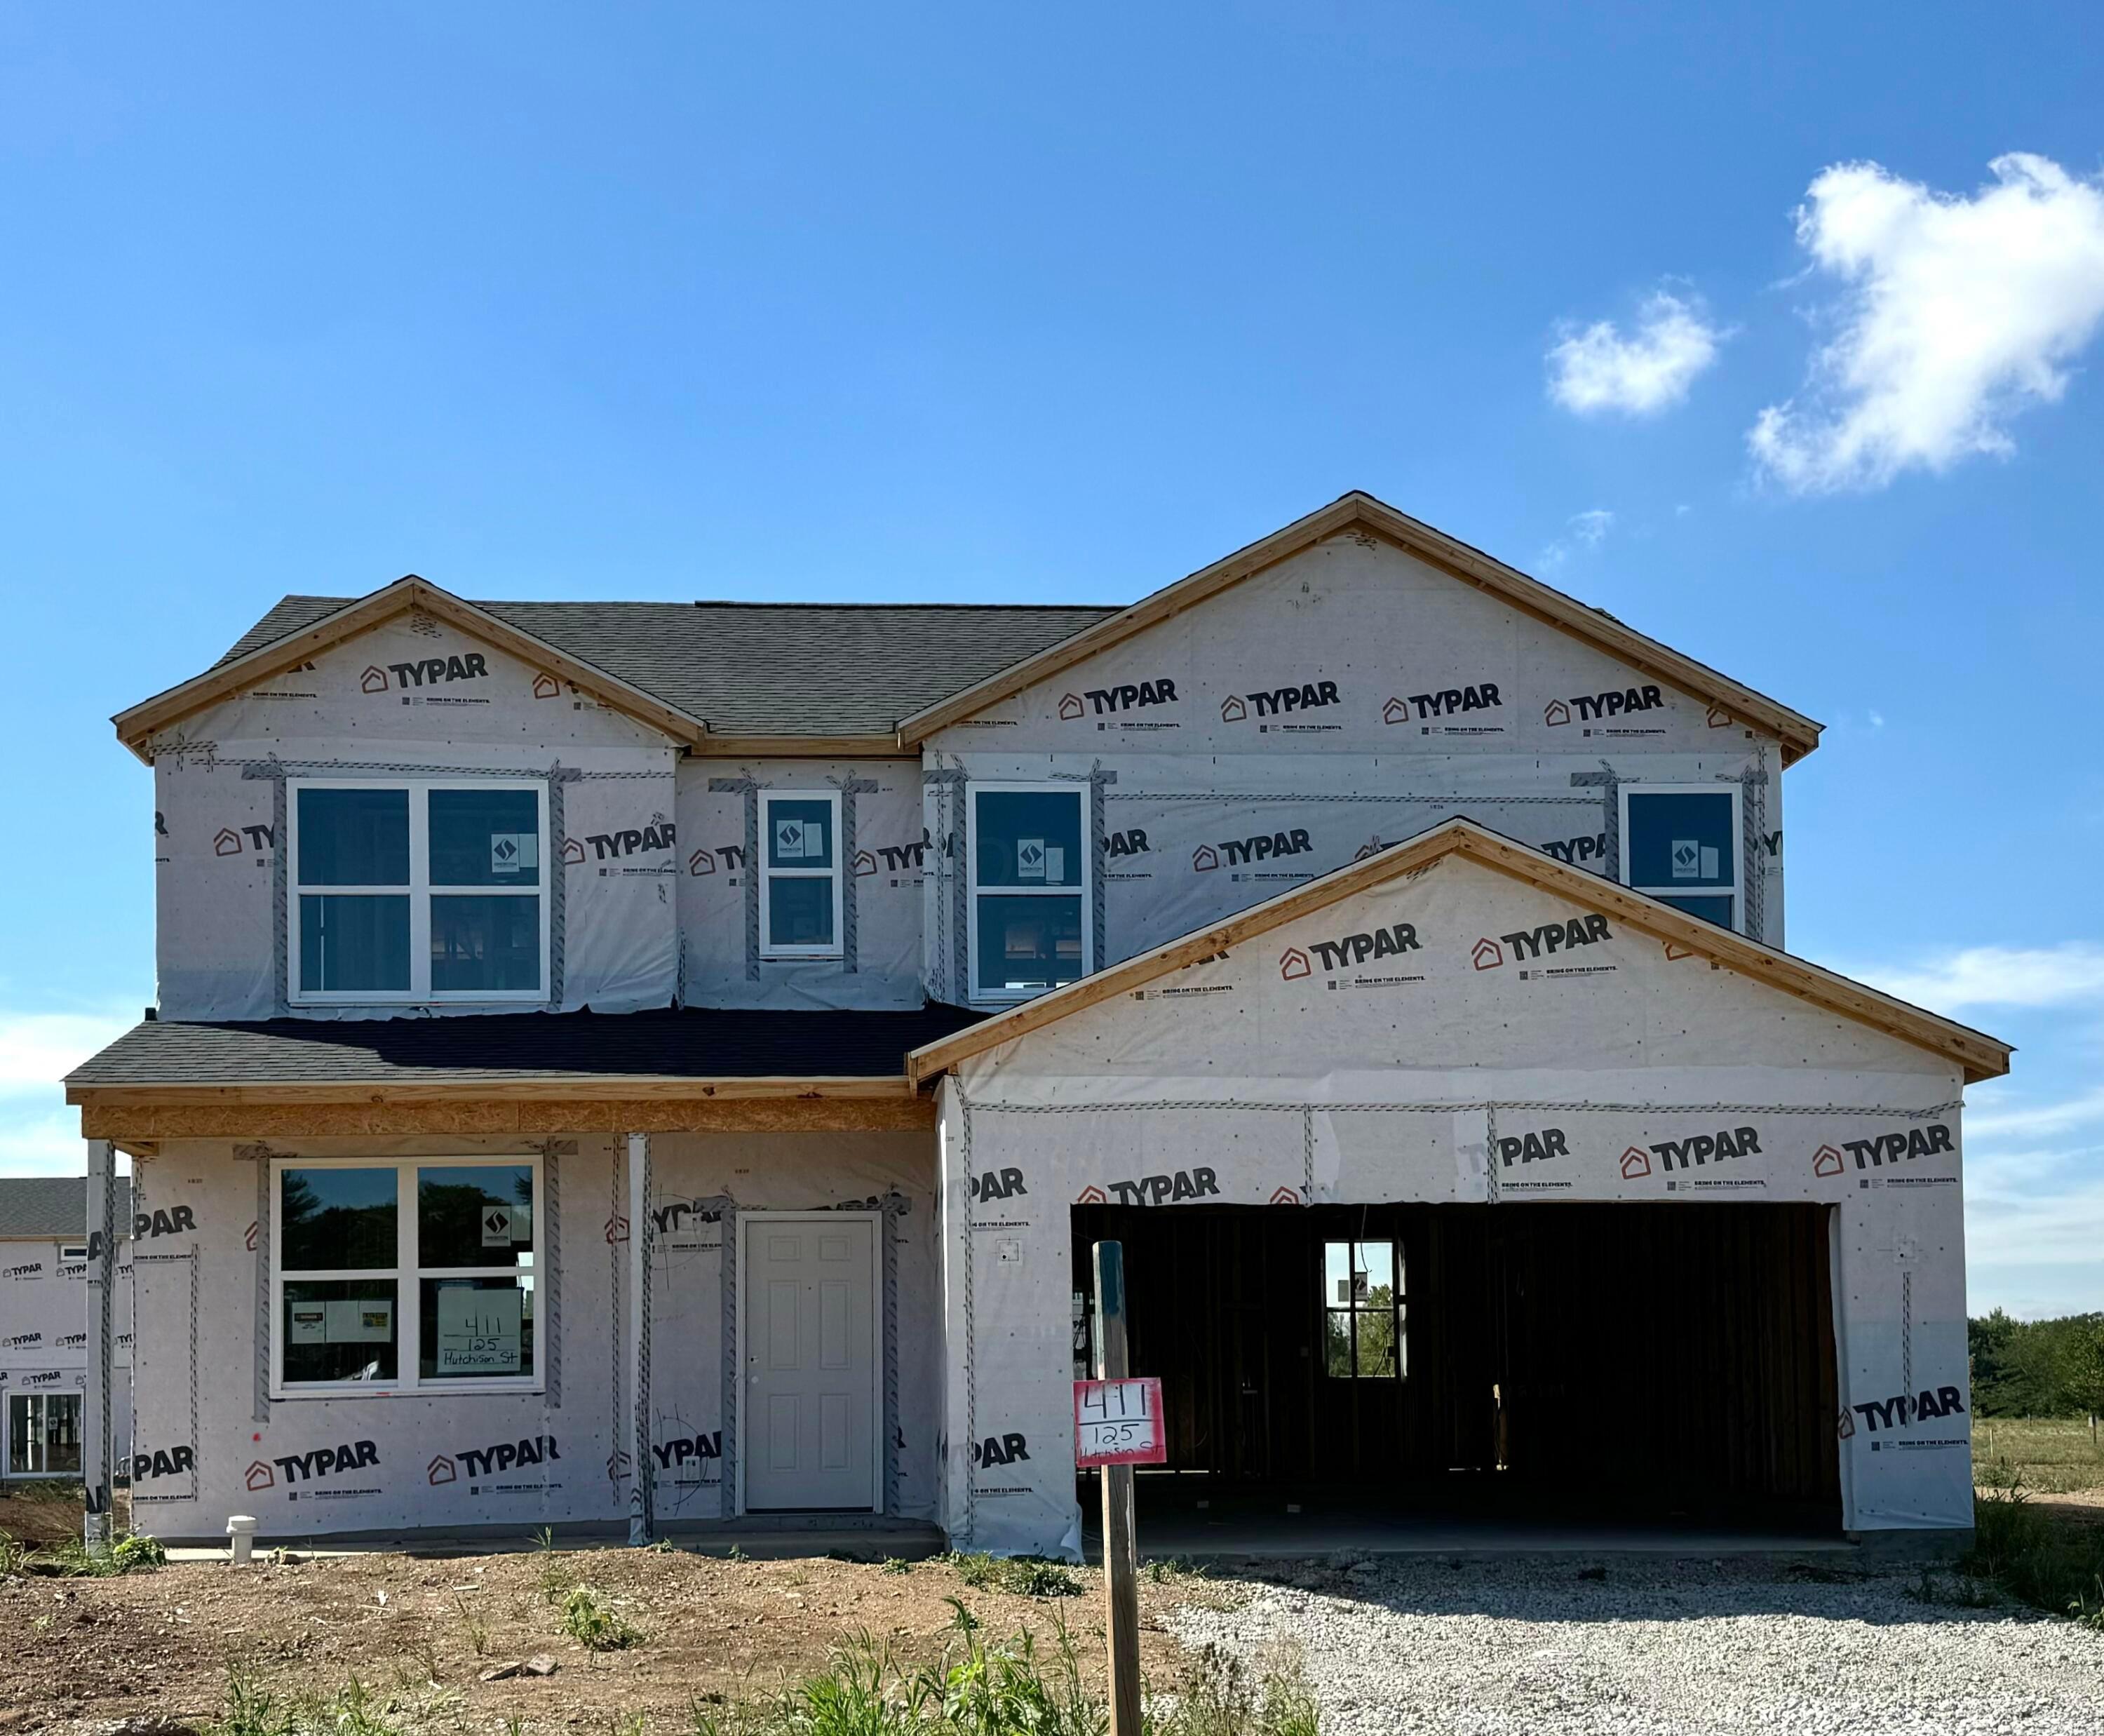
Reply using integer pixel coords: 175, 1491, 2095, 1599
907, 819, 2009, 1085
0, 1176, 131, 1240
896, 492, 1824, 763
119, 583, 1117, 761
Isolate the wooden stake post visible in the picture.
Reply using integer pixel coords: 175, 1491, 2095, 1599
1081, 1239, 1156, 1736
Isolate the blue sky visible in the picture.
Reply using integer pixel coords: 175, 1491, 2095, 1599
1, 4, 2100, 1315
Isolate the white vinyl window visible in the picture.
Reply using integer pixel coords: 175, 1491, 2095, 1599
967, 782, 1092, 1002
760, 790, 844, 959
288, 779, 549, 1004
270, 1155, 541, 1397
1619, 783, 1745, 933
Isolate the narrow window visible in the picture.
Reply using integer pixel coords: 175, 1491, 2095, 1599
969, 783, 1091, 1001
290, 780, 547, 1002
1322, 1239, 1405, 1380
272, 1157, 540, 1395
1619, 784, 1744, 931
759, 791, 843, 959
8, 1393, 83, 1476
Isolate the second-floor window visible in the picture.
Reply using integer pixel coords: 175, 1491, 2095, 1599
290, 780, 548, 1004
760, 790, 843, 959
969, 783, 1091, 1001
1619, 783, 1744, 932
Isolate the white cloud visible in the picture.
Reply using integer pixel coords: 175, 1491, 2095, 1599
1537, 509, 1615, 571
0, 1005, 137, 1178
1850, 941, 2104, 1014
1751, 153, 2104, 492
1546, 292, 1724, 415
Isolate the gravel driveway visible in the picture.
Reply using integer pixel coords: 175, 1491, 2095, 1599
1171, 1554, 2104, 1736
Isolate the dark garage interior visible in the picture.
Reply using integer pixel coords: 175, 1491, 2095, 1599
1072, 1202, 1843, 1539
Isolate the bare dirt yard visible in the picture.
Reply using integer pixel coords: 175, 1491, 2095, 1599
0, 1541, 1225, 1735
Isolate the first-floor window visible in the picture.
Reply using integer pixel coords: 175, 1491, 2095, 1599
290, 779, 548, 1004
1619, 783, 1745, 931
272, 1156, 539, 1395
969, 783, 1091, 1001
1323, 1239, 1405, 1380
8, 1392, 82, 1476
760, 790, 843, 958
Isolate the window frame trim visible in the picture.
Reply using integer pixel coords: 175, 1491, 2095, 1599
757, 788, 846, 961
965, 779, 1095, 1005
287, 776, 551, 1007
1617, 781, 1746, 934
268, 1153, 544, 1400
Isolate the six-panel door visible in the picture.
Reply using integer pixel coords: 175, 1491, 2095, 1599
743, 1215, 878, 1511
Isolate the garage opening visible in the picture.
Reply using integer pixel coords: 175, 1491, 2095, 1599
1071, 1202, 1841, 1536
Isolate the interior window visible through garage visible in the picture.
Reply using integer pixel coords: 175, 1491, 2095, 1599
1323, 1239, 1405, 1379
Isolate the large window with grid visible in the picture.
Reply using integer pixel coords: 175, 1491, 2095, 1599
271, 1157, 539, 1396
968, 783, 1091, 1002
289, 780, 548, 1003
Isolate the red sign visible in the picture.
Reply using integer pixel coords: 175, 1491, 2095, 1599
1074, 1377, 1166, 1468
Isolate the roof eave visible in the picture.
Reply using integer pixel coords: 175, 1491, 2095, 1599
65, 1073, 921, 1106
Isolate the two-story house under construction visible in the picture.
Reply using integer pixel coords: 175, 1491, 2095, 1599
67, 492, 2009, 1554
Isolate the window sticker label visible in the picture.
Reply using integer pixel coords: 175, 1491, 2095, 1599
490, 833, 537, 875
1017, 838, 1046, 880
774, 817, 811, 859
437, 1286, 522, 1374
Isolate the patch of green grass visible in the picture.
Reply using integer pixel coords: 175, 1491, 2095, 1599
943, 1552, 1081, 1598
453, 1592, 492, 1655
36, 1530, 166, 1577
880, 1556, 912, 1575
1973, 1415, 2104, 1495
206, 1660, 401, 1736
1962, 1481, 2104, 1627
1143, 1557, 1209, 1585
0, 1530, 31, 1575
559, 1584, 644, 1651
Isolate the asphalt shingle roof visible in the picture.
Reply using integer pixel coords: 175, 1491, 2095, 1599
0, 1177, 132, 1239
219, 596, 1120, 736
66, 1005, 985, 1089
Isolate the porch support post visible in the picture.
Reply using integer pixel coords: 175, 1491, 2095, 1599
625, 1132, 654, 1544
84, 1139, 117, 1554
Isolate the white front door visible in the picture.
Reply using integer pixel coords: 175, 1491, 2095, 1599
740, 1213, 879, 1512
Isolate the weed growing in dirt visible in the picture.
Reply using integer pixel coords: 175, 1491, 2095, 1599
1962, 1480, 2104, 1624
1901, 1566, 2000, 1609
1142, 1559, 1208, 1585
882, 1558, 912, 1575
454, 1592, 493, 1655
727, 1545, 751, 1563
685, 1603, 1319, 1735
39, 1530, 166, 1577
560, 1585, 643, 1651
944, 1552, 1081, 1598
0, 1530, 30, 1575
208, 1660, 401, 1736
534, 1530, 568, 1606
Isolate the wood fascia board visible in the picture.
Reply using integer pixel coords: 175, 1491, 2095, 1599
67, 1074, 919, 1108
82, 1096, 936, 1140
113, 579, 712, 760
895, 492, 1821, 764
689, 735, 908, 760
908, 821, 2009, 1085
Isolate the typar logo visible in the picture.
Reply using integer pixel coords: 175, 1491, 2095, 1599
532, 671, 562, 700
1851, 1386, 1965, 1434
1192, 828, 1313, 871
1540, 833, 1609, 868
688, 843, 748, 875
1546, 684, 1665, 725
1498, 914, 1612, 962
1097, 1169, 1220, 1206
2, 1332, 41, 1349
1102, 828, 1149, 860
1064, 679, 1178, 718
1812, 1145, 1845, 1178
969, 1166, 1028, 1202
1221, 680, 1340, 722
1620, 1147, 1652, 1180
1269, 1187, 1302, 1206
1471, 937, 1504, 971
215, 825, 274, 858
269, 1440, 380, 1486
433, 1435, 560, 1485
1645, 1126, 1761, 1172
971, 1432, 1030, 1467
429, 1455, 457, 1486
1706, 704, 1734, 729
1279, 946, 1312, 981
1495, 1129, 1567, 1167
4, 1260, 43, 1280
133, 1444, 194, 1481
245, 1460, 276, 1491
581, 821, 676, 861
1305, 922, 1419, 974
653, 1431, 722, 1472
363, 653, 491, 692
1385, 683, 1502, 723
1837, 1123, 1955, 1170
1075, 1185, 1108, 1205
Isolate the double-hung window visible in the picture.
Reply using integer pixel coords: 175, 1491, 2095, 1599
1619, 783, 1744, 932
271, 1156, 539, 1396
290, 779, 548, 1002
760, 790, 843, 958
968, 783, 1091, 1002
